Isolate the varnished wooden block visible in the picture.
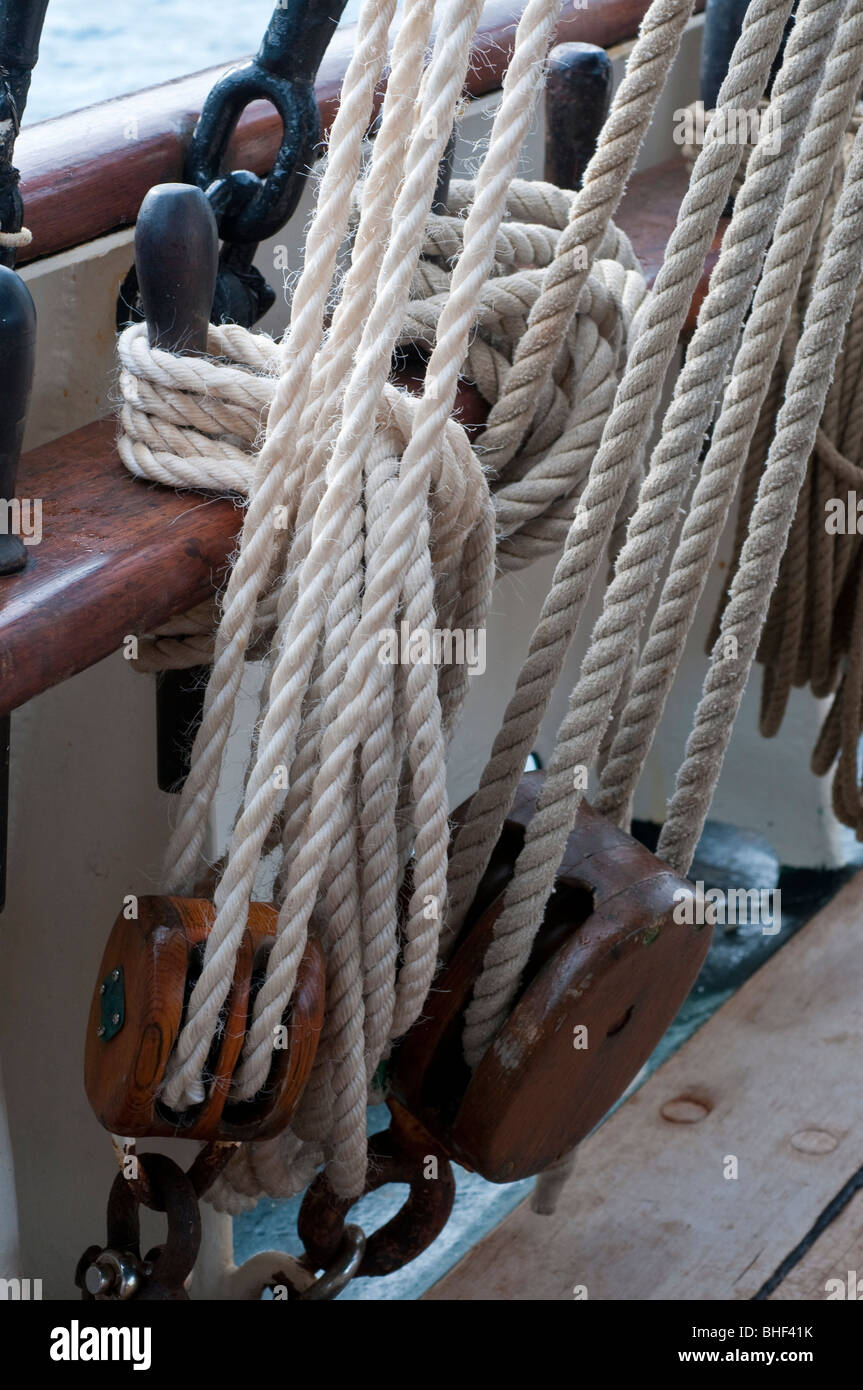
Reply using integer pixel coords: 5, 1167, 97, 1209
84, 896, 324, 1141
391, 773, 711, 1182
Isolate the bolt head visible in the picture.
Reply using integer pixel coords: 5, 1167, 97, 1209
84, 1249, 142, 1300
84, 1261, 113, 1296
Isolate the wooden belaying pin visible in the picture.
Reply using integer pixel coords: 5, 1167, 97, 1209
544, 43, 613, 191
135, 183, 218, 354
0, 266, 37, 577
133, 184, 219, 792
700, 0, 750, 110
433, 123, 458, 216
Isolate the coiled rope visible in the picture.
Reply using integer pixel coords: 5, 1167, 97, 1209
115, 0, 863, 1209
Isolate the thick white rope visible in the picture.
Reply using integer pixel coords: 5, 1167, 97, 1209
250, 0, 441, 1192
596, 0, 863, 828
113, 0, 863, 1213
145, 0, 587, 1199
161, 0, 400, 902
0, 226, 30, 248
476, 0, 697, 473
461, 0, 848, 1070
214, 3, 492, 1185
657, 115, 863, 870
225, 0, 563, 1198
449, 0, 797, 991
118, 195, 646, 1194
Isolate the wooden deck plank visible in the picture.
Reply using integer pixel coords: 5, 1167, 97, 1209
769, 1189, 863, 1301
424, 872, 863, 1301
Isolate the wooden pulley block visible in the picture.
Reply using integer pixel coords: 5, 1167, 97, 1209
390, 772, 711, 1182
85, 897, 324, 1142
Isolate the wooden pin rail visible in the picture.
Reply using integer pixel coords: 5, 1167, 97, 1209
0, 160, 727, 718
0, 0, 709, 718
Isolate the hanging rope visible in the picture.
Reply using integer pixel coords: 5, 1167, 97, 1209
121, 0, 646, 1199
598, 5, 863, 832
114, 0, 863, 1211
659, 122, 863, 866
705, 105, 863, 837
457, 0, 806, 1063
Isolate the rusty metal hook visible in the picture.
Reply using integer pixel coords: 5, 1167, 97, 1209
297, 1100, 456, 1283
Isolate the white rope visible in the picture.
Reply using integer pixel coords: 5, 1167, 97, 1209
455, 0, 800, 1063
112, 0, 863, 1212
0, 226, 31, 248
658, 112, 863, 869
141, 0, 601, 1199
596, 0, 863, 829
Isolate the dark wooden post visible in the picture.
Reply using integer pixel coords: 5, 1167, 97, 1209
133, 184, 219, 791
699, 0, 750, 108
0, 264, 36, 576
0, 0, 51, 268
544, 42, 613, 191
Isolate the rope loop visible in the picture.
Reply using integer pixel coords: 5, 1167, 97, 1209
114, 0, 863, 1213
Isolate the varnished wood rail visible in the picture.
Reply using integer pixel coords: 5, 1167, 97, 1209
0, 419, 237, 714
0, 160, 725, 718
14, 0, 695, 269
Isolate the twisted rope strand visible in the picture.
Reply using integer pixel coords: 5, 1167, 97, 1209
596, 0, 863, 823
448, 0, 796, 976
160, 0, 401, 1107
658, 116, 863, 871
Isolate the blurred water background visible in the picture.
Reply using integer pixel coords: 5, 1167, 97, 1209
24, 0, 364, 125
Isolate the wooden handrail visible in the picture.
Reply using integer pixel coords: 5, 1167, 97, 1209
14, 0, 683, 266
0, 160, 724, 717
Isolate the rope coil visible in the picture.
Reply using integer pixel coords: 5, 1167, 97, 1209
114, 0, 863, 1211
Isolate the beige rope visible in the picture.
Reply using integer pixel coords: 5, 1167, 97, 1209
596, 0, 863, 828
112, 0, 863, 1216
134, 0, 629, 1200
678, 98, 771, 197
0, 226, 31, 249
476, 0, 697, 471
659, 112, 863, 869
454, 0, 800, 1064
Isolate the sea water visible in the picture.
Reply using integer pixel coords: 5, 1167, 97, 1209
24, 0, 365, 125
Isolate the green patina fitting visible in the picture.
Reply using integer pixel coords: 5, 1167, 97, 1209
372, 1057, 392, 1096
98, 965, 125, 1041
641, 924, 661, 947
